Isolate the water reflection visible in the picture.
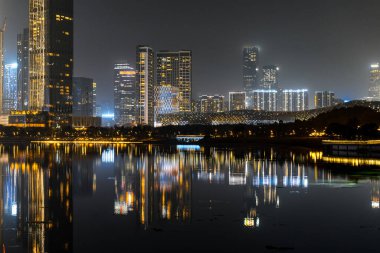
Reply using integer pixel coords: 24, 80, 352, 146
0, 144, 379, 252
0, 145, 72, 253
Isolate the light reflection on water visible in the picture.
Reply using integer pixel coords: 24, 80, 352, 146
0, 144, 379, 252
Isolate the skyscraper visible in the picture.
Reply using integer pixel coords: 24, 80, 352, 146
243, 46, 259, 92
0, 19, 5, 113
17, 28, 29, 110
113, 63, 136, 126
3, 63, 18, 113
29, 0, 73, 126
73, 77, 96, 117
314, 91, 335, 109
156, 50, 192, 112
136, 46, 154, 126
282, 89, 309, 112
229, 92, 246, 111
261, 65, 279, 90
369, 63, 380, 99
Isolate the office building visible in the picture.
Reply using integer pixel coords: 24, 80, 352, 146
243, 46, 259, 92
369, 63, 380, 99
282, 89, 309, 112
251, 89, 277, 111
29, 0, 73, 126
73, 77, 96, 117
113, 63, 136, 126
261, 65, 279, 90
229, 92, 246, 111
0, 20, 5, 113
314, 91, 335, 109
136, 46, 154, 126
156, 50, 192, 112
3, 63, 18, 113
17, 28, 29, 110
199, 95, 224, 113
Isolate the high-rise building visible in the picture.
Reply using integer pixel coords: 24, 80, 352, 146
369, 63, 380, 99
314, 91, 335, 109
261, 65, 279, 90
29, 0, 73, 126
156, 50, 192, 112
199, 95, 224, 113
17, 28, 29, 110
73, 77, 96, 117
251, 89, 277, 111
136, 46, 154, 126
229, 92, 246, 111
243, 46, 259, 92
113, 63, 136, 126
3, 63, 18, 113
282, 89, 309, 112
0, 20, 5, 113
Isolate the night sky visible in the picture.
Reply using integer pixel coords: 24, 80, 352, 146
1, 0, 380, 107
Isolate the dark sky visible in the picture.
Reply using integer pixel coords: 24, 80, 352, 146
2, 0, 380, 107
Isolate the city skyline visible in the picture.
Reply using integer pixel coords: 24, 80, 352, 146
2, 0, 380, 106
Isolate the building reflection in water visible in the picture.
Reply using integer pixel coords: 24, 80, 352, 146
1, 144, 379, 251
108, 146, 380, 229
0, 144, 72, 253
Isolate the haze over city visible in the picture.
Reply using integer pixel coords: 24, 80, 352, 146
2, 0, 380, 106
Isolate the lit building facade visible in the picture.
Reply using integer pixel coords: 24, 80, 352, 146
113, 63, 136, 126
136, 46, 154, 126
154, 85, 179, 122
156, 50, 192, 112
3, 63, 18, 113
0, 20, 4, 113
261, 65, 279, 90
282, 89, 309, 112
243, 46, 259, 92
17, 28, 29, 110
229, 92, 246, 111
314, 91, 335, 109
369, 63, 380, 98
29, 0, 73, 126
199, 95, 224, 113
73, 77, 96, 117
252, 89, 277, 111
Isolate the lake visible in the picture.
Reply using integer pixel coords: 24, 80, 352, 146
1, 144, 380, 252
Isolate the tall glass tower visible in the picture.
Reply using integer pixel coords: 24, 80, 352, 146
3, 63, 18, 113
17, 28, 29, 110
243, 46, 259, 92
29, 0, 73, 126
113, 63, 136, 126
136, 46, 154, 126
369, 63, 380, 99
0, 20, 5, 113
156, 50, 192, 113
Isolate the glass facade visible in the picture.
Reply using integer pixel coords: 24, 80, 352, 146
73, 77, 96, 117
113, 63, 136, 126
3, 63, 18, 113
29, 0, 73, 126
243, 46, 259, 92
369, 63, 380, 98
17, 28, 29, 110
136, 46, 154, 126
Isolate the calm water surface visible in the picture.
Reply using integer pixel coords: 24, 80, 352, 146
1, 144, 380, 252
